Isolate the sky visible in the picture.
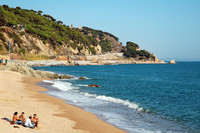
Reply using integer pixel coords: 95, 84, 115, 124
0, 0, 200, 61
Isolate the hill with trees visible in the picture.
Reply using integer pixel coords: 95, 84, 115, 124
0, 5, 157, 61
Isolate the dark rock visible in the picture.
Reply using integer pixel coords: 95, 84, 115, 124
53, 74, 60, 79
88, 84, 101, 88
60, 75, 73, 79
79, 76, 86, 80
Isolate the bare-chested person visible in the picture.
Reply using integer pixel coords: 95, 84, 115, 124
12, 112, 24, 125
19, 112, 26, 122
31, 114, 39, 127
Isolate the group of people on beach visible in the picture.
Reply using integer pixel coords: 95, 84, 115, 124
11, 112, 39, 129
0, 58, 7, 65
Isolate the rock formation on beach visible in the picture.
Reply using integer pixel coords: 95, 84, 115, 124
0, 62, 73, 79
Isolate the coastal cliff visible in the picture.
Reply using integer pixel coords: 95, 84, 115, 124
0, 5, 164, 63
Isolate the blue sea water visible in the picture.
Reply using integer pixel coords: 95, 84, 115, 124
33, 62, 200, 133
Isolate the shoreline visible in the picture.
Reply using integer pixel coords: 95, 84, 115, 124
27, 59, 167, 66
34, 79, 126, 133
3, 58, 166, 67
38, 81, 128, 133
0, 70, 125, 133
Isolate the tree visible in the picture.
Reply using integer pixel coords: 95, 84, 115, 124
3, 5, 9, 10
123, 41, 151, 59
0, 13, 6, 26
89, 47, 96, 54
43, 14, 56, 21
99, 32, 105, 40
99, 39, 111, 52
126, 41, 139, 49
57, 20, 63, 25
123, 41, 138, 58
38, 10, 43, 15
16, 6, 21, 10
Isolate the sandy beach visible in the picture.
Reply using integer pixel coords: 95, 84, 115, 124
0, 70, 125, 133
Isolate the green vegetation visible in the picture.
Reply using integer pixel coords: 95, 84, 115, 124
0, 32, 6, 42
6, 31, 23, 44
123, 41, 139, 58
0, 5, 156, 60
123, 41, 152, 59
82, 27, 119, 41
19, 47, 26, 54
126, 41, 139, 49
0, 5, 107, 50
99, 39, 111, 52
81, 27, 117, 52
78, 45, 83, 52
88, 47, 96, 54
0, 5, 120, 54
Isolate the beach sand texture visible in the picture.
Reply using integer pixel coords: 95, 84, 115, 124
0, 70, 125, 133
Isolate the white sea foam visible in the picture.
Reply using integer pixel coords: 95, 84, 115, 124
84, 77, 91, 79
96, 95, 144, 111
81, 92, 144, 112
43, 80, 53, 83
43, 80, 145, 112
74, 76, 91, 80
76, 84, 89, 87
83, 92, 97, 97
43, 80, 78, 91
52, 82, 73, 91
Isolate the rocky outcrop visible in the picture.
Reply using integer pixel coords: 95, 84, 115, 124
169, 60, 176, 64
0, 62, 73, 79
105, 35, 122, 52
27, 60, 68, 66
0, 27, 103, 57
88, 84, 101, 88
79, 77, 86, 80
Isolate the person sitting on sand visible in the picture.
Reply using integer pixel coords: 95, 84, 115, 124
19, 112, 26, 122
24, 115, 35, 129
31, 114, 39, 127
11, 112, 24, 125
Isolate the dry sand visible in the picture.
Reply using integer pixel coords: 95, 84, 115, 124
0, 70, 125, 133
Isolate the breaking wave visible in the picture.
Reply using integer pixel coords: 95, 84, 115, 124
43, 80, 146, 112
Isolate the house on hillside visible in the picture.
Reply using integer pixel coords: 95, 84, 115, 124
13, 24, 25, 32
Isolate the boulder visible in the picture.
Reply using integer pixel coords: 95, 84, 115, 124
52, 74, 59, 79
169, 59, 176, 64
60, 75, 73, 79
79, 76, 86, 80
3, 62, 73, 79
88, 84, 101, 88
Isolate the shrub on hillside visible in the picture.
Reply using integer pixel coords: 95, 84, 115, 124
0, 32, 6, 42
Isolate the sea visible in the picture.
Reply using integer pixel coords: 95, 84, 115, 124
32, 62, 200, 133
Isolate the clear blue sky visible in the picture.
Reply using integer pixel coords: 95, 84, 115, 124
1, 0, 200, 61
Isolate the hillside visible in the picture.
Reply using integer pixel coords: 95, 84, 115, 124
0, 5, 159, 62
